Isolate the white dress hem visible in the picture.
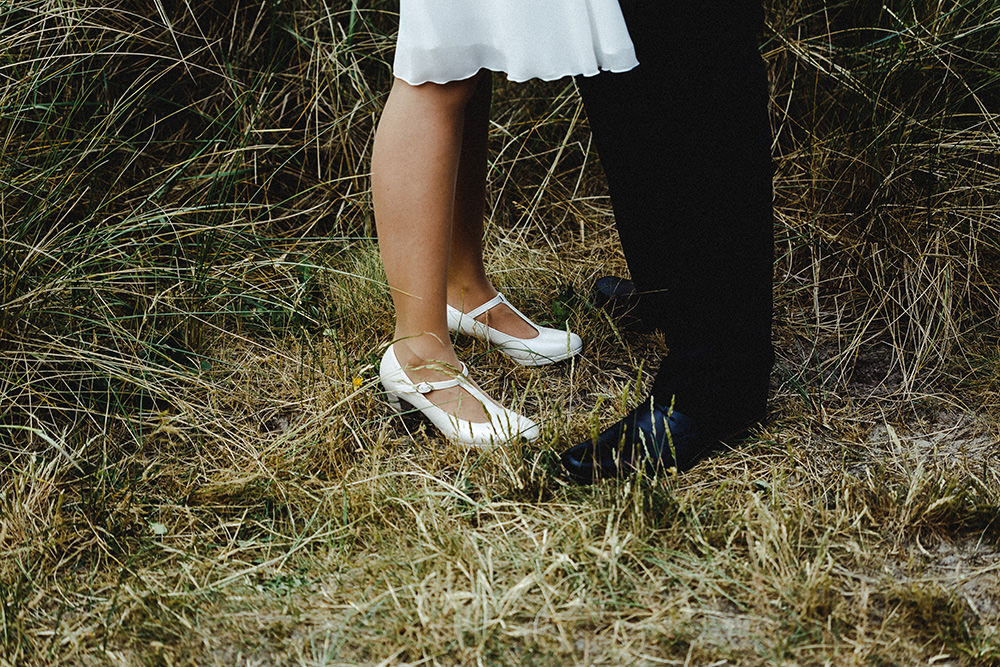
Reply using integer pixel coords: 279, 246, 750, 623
395, 61, 639, 87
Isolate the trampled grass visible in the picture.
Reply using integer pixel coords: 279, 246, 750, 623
1, 1, 999, 664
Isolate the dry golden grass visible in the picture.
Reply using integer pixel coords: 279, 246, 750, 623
2, 1, 999, 665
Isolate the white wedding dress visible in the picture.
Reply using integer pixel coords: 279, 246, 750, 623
393, 0, 638, 85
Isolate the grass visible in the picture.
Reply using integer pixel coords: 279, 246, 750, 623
1, 0, 999, 664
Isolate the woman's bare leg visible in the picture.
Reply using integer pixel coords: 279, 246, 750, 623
444, 72, 490, 310
372, 75, 493, 423
446, 74, 537, 338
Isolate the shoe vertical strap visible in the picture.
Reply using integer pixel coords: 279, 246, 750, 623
464, 293, 506, 320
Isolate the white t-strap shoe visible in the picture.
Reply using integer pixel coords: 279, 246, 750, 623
379, 344, 540, 447
447, 293, 583, 367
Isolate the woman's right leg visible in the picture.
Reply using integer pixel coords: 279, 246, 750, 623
372, 75, 493, 424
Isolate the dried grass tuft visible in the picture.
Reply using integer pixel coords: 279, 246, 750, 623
1, 1, 999, 665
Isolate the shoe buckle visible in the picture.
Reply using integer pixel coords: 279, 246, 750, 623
414, 381, 434, 394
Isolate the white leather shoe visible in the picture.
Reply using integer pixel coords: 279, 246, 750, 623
379, 344, 540, 447
447, 293, 583, 367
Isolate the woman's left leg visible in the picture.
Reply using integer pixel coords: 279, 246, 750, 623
445, 73, 536, 339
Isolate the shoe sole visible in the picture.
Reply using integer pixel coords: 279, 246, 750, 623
386, 394, 539, 447
504, 345, 583, 367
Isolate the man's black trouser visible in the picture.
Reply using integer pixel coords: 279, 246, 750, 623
577, 1, 775, 425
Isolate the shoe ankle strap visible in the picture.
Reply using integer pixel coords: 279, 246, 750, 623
413, 378, 458, 394
409, 363, 468, 394
465, 293, 507, 320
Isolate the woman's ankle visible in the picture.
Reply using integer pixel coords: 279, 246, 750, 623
446, 281, 497, 312
392, 333, 461, 376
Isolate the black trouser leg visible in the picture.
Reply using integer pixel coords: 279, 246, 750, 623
577, 1, 775, 425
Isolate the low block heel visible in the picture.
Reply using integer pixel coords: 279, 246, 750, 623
386, 393, 404, 414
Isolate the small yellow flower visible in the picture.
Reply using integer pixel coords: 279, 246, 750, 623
352, 376, 364, 390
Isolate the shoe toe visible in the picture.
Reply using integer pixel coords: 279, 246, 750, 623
561, 440, 601, 480
593, 276, 636, 304
506, 327, 582, 366
518, 419, 540, 443
560, 402, 683, 482
568, 331, 583, 354
538, 326, 583, 356
485, 408, 539, 444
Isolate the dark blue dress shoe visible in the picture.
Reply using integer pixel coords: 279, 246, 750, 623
592, 276, 652, 332
560, 398, 760, 483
